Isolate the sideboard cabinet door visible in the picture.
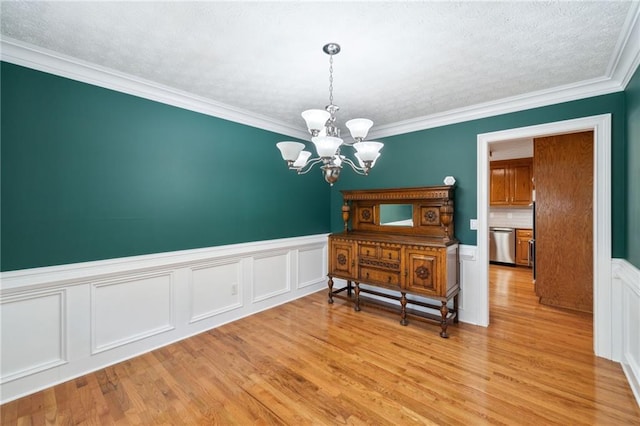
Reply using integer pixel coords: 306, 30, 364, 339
404, 249, 441, 297
329, 239, 356, 280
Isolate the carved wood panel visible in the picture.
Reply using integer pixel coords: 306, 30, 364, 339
404, 249, 439, 296
329, 240, 355, 279
341, 186, 455, 238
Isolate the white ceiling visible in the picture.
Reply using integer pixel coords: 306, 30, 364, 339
1, 1, 639, 140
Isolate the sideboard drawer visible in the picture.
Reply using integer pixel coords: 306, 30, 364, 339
380, 247, 401, 261
359, 267, 400, 286
359, 244, 379, 258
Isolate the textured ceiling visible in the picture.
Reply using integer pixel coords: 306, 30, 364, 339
1, 1, 638, 139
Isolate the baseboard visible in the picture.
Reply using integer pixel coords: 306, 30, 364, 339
0, 234, 328, 404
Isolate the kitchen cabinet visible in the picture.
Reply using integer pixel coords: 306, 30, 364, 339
490, 158, 534, 206
327, 186, 459, 338
516, 228, 533, 267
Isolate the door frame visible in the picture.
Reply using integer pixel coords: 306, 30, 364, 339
476, 114, 613, 359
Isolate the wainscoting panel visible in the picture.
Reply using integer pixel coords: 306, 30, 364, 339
189, 260, 243, 323
458, 244, 478, 323
615, 259, 640, 406
0, 234, 328, 403
91, 272, 175, 354
298, 244, 327, 289
252, 251, 290, 302
0, 290, 67, 384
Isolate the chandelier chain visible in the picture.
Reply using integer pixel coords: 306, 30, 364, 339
328, 54, 334, 106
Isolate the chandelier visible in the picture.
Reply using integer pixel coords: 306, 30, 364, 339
276, 43, 383, 185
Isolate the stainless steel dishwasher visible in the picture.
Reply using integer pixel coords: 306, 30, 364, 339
489, 227, 516, 265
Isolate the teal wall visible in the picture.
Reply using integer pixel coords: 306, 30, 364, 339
1, 62, 331, 271
330, 93, 627, 259
626, 65, 640, 268
2, 61, 634, 271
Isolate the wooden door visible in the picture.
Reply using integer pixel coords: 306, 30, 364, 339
534, 131, 593, 313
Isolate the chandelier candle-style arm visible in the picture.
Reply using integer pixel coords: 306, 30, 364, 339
340, 157, 369, 175
276, 42, 382, 185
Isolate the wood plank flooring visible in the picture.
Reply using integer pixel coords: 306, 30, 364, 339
2, 265, 639, 425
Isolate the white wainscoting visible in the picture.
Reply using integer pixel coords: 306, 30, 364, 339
0, 234, 328, 404
2, 239, 637, 406
613, 259, 640, 406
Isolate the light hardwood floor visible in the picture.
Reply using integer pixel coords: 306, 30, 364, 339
2, 265, 639, 425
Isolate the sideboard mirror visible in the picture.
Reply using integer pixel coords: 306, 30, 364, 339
379, 204, 414, 227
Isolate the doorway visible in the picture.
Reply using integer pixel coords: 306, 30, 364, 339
476, 114, 613, 359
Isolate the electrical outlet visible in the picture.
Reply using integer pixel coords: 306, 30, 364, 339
231, 284, 238, 295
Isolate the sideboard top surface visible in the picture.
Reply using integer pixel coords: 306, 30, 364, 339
340, 185, 454, 201
330, 231, 458, 248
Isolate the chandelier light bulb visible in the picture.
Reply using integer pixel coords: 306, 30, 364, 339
312, 136, 343, 158
346, 118, 373, 141
353, 141, 384, 162
276, 141, 305, 162
355, 152, 380, 169
293, 150, 312, 168
302, 109, 331, 135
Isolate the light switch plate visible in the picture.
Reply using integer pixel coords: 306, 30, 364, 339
470, 219, 478, 230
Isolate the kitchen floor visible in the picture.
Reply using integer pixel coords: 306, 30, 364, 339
489, 263, 537, 310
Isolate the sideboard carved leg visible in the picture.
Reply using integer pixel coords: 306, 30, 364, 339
400, 292, 409, 326
439, 301, 449, 338
354, 282, 361, 312
327, 276, 334, 304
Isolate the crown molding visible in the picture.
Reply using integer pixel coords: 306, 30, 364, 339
368, 77, 622, 139
0, 37, 310, 140
2, 0, 639, 143
369, 3, 640, 140
609, 1, 640, 88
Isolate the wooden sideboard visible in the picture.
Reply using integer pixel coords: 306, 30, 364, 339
327, 186, 460, 337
